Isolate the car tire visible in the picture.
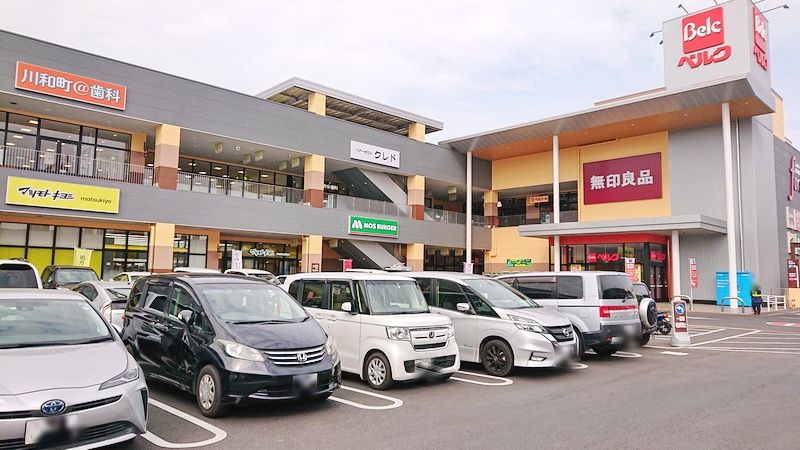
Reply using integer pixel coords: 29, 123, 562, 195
638, 333, 651, 347
364, 352, 393, 390
196, 365, 232, 418
480, 339, 514, 377
592, 346, 618, 357
574, 329, 586, 360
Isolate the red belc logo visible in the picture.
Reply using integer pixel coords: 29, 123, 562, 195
753, 7, 768, 70
678, 6, 731, 69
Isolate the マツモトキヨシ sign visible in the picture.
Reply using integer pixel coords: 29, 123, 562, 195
348, 215, 399, 238
14, 61, 127, 110
5, 176, 120, 214
583, 153, 662, 205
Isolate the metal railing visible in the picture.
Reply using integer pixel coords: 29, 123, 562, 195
472, 215, 487, 227
497, 210, 579, 227
177, 172, 304, 203
424, 207, 466, 224
762, 295, 787, 311
0, 146, 153, 185
323, 193, 406, 217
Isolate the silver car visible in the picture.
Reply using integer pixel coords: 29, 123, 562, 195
73, 281, 132, 332
0, 289, 147, 447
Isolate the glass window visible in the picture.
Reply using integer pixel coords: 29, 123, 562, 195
556, 276, 584, 299
463, 279, 536, 309
259, 171, 273, 184
244, 168, 259, 183
144, 283, 171, 314
95, 147, 129, 165
415, 278, 434, 305
0, 111, 6, 129
201, 284, 308, 322
81, 127, 96, 144
436, 279, 467, 311
211, 162, 225, 176
365, 280, 428, 314
598, 275, 635, 300
189, 235, 207, 254
288, 280, 300, 299
5, 133, 36, 150
167, 285, 202, 319
96, 129, 131, 150
127, 231, 149, 250
193, 160, 211, 176
54, 268, 98, 284
515, 276, 556, 299
274, 173, 288, 187
55, 226, 80, 248
330, 281, 355, 312
0, 222, 27, 246
6, 114, 38, 134
39, 119, 80, 141
300, 281, 325, 309
79, 284, 99, 301
27, 225, 54, 247
81, 228, 104, 249
0, 298, 111, 348
188, 254, 206, 268
0, 263, 39, 288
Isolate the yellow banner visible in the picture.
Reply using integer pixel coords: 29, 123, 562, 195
72, 248, 93, 267
5, 176, 120, 214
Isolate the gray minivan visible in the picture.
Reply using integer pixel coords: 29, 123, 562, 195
496, 272, 641, 357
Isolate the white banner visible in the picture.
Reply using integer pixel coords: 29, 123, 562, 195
350, 141, 400, 169
231, 250, 243, 270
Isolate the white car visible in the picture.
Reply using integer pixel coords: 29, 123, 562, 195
109, 272, 151, 283
224, 268, 279, 284
406, 272, 576, 376
283, 273, 459, 390
0, 260, 41, 289
0, 289, 148, 447
173, 267, 221, 274
73, 281, 132, 332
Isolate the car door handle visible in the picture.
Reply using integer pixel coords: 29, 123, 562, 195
151, 322, 169, 332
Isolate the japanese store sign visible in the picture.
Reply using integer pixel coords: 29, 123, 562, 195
348, 215, 399, 238
506, 258, 532, 267
677, 6, 731, 70
14, 62, 127, 110
583, 153, 662, 205
689, 257, 699, 288
587, 253, 621, 263
527, 194, 549, 205
5, 176, 120, 213
624, 258, 637, 282
350, 141, 400, 169
752, 6, 768, 70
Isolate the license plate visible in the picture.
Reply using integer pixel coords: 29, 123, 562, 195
293, 373, 318, 391
626, 324, 638, 335
25, 415, 78, 445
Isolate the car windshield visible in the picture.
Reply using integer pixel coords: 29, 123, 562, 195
251, 273, 277, 282
464, 278, 539, 309
128, 275, 144, 282
55, 269, 98, 284
0, 298, 112, 348
364, 280, 429, 315
632, 283, 650, 299
106, 287, 131, 306
0, 264, 39, 288
598, 275, 636, 300
201, 284, 309, 323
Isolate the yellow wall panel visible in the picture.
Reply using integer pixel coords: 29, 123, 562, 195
484, 227, 550, 273
492, 147, 579, 191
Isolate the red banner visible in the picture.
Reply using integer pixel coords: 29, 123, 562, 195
14, 61, 127, 110
583, 153, 662, 205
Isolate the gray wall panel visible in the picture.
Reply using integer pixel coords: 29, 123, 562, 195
773, 136, 800, 288
669, 125, 727, 220
680, 234, 727, 301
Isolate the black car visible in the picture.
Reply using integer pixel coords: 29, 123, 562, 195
122, 274, 341, 417
41, 265, 99, 289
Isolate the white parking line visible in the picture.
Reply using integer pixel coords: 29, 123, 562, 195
141, 399, 227, 449
451, 370, 513, 386
689, 328, 727, 338
691, 330, 761, 346
696, 347, 800, 355
567, 362, 589, 369
328, 385, 404, 410
660, 351, 689, 356
612, 351, 642, 358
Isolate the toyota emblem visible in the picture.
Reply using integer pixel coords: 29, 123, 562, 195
563, 328, 572, 337
296, 352, 308, 363
428, 331, 435, 338
41, 399, 66, 416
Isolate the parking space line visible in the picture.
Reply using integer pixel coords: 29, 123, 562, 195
696, 347, 800, 355
691, 330, 760, 346
567, 362, 589, 369
451, 370, 513, 386
141, 399, 227, 449
611, 351, 642, 358
661, 351, 689, 356
688, 328, 727, 337
328, 385, 404, 410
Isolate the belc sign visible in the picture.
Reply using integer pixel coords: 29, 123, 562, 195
752, 7, 768, 70
587, 253, 621, 263
678, 6, 731, 69
14, 62, 127, 110
583, 153, 662, 205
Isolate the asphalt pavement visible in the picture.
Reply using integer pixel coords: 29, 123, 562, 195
116, 310, 800, 449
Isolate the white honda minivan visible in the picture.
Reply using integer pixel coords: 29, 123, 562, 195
283, 273, 459, 389
406, 272, 576, 376
496, 272, 641, 357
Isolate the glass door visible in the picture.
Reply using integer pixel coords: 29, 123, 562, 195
650, 265, 668, 302
38, 139, 79, 175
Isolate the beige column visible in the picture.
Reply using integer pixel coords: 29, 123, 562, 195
407, 243, 424, 271
155, 124, 180, 190
148, 223, 175, 273
407, 175, 425, 220
304, 154, 325, 208
484, 191, 499, 227
301, 235, 323, 273
308, 92, 326, 115
408, 122, 425, 142
129, 132, 147, 183
206, 230, 221, 270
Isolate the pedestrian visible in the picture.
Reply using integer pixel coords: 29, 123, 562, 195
751, 284, 763, 315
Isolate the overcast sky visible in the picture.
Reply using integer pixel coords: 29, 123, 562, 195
1, 1, 797, 143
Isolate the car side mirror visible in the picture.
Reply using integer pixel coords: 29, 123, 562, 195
341, 302, 356, 314
456, 303, 472, 313
178, 309, 193, 325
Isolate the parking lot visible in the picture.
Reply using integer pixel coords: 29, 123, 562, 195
118, 310, 800, 449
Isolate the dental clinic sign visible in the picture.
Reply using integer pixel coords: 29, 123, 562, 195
348, 215, 399, 238
583, 153, 662, 205
14, 62, 127, 110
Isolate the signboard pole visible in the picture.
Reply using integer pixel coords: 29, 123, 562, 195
671, 296, 692, 347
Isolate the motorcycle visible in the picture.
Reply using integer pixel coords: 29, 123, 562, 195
638, 306, 672, 346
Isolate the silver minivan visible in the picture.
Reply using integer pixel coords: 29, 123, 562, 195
406, 272, 576, 376
496, 272, 641, 357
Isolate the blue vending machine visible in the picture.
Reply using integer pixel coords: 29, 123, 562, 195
715, 272, 753, 307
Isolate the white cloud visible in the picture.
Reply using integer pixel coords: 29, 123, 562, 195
1, 0, 798, 140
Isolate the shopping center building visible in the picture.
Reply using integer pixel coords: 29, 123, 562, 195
0, 0, 795, 304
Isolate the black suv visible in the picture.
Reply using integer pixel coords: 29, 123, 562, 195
122, 274, 341, 417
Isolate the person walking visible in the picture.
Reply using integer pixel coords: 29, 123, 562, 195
751, 284, 763, 315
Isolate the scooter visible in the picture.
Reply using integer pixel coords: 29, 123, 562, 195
638, 309, 672, 346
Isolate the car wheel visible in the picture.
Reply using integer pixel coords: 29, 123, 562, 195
574, 328, 586, 359
364, 353, 393, 390
196, 365, 232, 418
481, 339, 514, 377
638, 333, 651, 347
592, 346, 618, 357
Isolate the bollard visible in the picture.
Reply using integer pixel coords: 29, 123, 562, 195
671, 296, 691, 347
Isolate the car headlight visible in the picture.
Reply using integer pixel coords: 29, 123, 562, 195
508, 314, 545, 333
326, 335, 339, 356
446, 324, 455, 337
100, 354, 140, 390
217, 339, 265, 362
386, 326, 411, 341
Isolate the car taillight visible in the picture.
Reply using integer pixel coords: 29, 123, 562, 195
599, 305, 637, 318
